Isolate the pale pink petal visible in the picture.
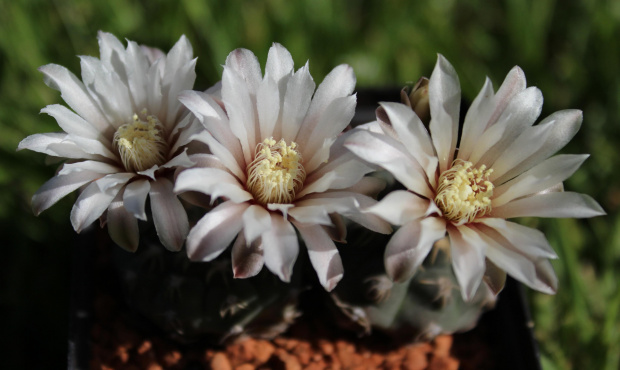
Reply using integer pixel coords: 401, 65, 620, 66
231, 232, 264, 279
298, 153, 373, 198
490, 110, 583, 184
380, 102, 438, 188
265, 43, 294, 82
262, 214, 299, 282
448, 225, 487, 301
38, 64, 112, 134
343, 176, 386, 198
385, 217, 447, 282
186, 201, 248, 261
490, 191, 605, 219
162, 35, 196, 127
475, 218, 557, 259
149, 178, 189, 251
457, 78, 495, 161
256, 76, 280, 140
344, 130, 433, 199
41, 104, 107, 142
123, 179, 150, 221
470, 87, 543, 166
31, 170, 103, 215
66, 134, 117, 159
225, 48, 262, 95
160, 148, 195, 170
429, 54, 461, 173
70, 175, 128, 233
189, 130, 246, 182
294, 221, 343, 291
18, 133, 96, 160
297, 64, 355, 142
493, 154, 589, 207
58, 160, 121, 176
364, 190, 430, 226
107, 189, 139, 252
474, 225, 557, 294
242, 204, 272, 243
123, 40, 150, 110
281, 62, 315, 142
222, 66, 256, 163
174, 167, 253, 204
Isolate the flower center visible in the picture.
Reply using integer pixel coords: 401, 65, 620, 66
113, 111, 168, 172
246, 138, 306, 205
434, 159, 494, 224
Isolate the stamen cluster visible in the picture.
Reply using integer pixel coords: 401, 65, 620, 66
434, 159, 494, 224
114, 111, 168, 172
246, 138, 306, 205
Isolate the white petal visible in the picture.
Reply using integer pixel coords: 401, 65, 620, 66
70, 176, 127, 232
242, 204, 272, 243
365, 190, 430, 226
297, 64, 355, 140
189, 130, 246, 182
231, 233, 264, 279
294, 222, 343, 291
475, 218, 557, 259
38, 64, 112, 134
256, 76, 280, 140
474, 225, 557, 294
299, 94, 356, 164
41, 104, 106, 141
265, 43, 294, 82
491, 110, 583, 184
31, 170, 102, 215
222, 66, 256, 163
66, 134, 117, 159
123, 40, 150, 110
429, 54, 461, 173
107, 189, 139, 252
150, 178, 189, 251
381, 102, 438, 187
178, 90, 245, 168
262, 214, 299, 282
186, 201, 248, 261
160, 148, 195, 170
123, 179, 150, 220
299, 153, 373, 198
470, 87, 543, 166
490, 191, 605, 219
281, 62, 315, 142
18, 133, 95, 159
384, 217, 447, 282
493, 154, 589, 207
457, 78, 495, 161
174, 167, 252, 203
58, 160, 121, 176
448, 225, 487, 301
225, 48, 262, 95
344, 130, 433, 199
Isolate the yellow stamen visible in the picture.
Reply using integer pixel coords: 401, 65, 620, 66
246, 138, 306, 205
113, 111, 168, 172
434, 159, 494, 224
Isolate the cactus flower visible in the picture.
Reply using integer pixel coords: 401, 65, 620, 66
18, 32, 202, 252
174, 43, 391, 291
344, 55, 605, 300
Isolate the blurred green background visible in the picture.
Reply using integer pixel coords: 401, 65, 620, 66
1, 0, 618, 368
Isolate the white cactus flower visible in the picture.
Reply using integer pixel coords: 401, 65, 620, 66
18, 32, 202, 252
174, 43, 391, 291
344, 55, 605, 300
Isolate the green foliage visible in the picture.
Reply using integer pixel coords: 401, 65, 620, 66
2, 0, 618, 368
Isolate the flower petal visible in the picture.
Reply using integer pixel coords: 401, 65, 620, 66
107, 188, 139, 252
265, 43, 294, 82
149, 178, 189, 251
31, 170, 103, 215
294, 221, 343, 291
448, 225, 487, 301
475, 218, 557, 259
493, 154, 589, 207
242, 204, 272, 244
384, 217, 447, 282
41, 104, 107, 142
70, 175, 128, 233
490, 191, 605, 219
344, 129, 433, 199
429, 54, 461, 173
232, 232, 264, 279
262, 214, 299, 282
123, 179, 150, 221
281, 62, 315, 142
364, 190, 431, 226
186, 201, 248, 261
174, 167, 252, 204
